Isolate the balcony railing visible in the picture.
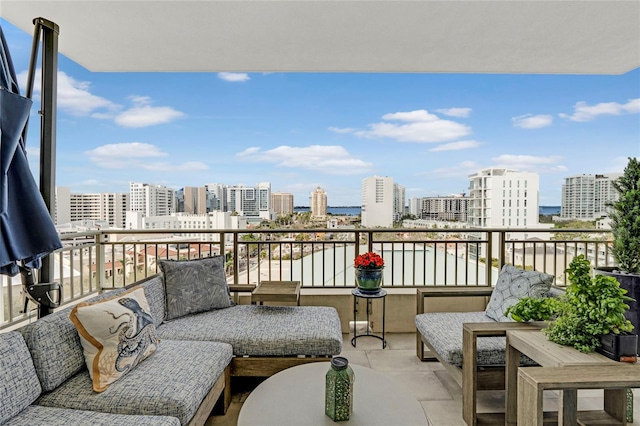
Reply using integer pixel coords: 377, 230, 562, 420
1, 227, 614, 329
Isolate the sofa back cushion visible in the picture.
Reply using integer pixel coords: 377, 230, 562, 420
18, 275, 166, 392
0, 332, 42, 423
159, 256, 233, 321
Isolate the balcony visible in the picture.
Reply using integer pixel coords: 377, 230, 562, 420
1, 228, 627, 422
0, 227, 617, 329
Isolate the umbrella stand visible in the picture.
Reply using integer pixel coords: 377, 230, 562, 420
19, 265, 61, 318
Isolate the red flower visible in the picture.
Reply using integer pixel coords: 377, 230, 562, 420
354, 252, 384, 268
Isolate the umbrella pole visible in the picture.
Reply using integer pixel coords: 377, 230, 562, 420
25, 18, 59, 292
19, 265, 61, 319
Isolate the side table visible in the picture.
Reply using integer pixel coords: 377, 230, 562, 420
351, 288, 387, 349
251, 281, 301, 306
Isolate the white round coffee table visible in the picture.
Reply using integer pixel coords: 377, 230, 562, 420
237, 362, 430, 425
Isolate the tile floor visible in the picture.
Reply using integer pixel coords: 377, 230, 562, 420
207, 333, 640, 426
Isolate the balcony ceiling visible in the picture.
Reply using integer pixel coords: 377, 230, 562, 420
1, 0, 639, 74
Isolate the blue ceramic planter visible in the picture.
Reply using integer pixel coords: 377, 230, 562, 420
355, 267, 383, 293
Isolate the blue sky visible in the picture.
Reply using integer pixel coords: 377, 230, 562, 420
3, 19, 639, 207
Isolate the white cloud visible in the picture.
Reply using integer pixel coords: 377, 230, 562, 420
114, 105, 185, 128
435, 107, 472, 118
429, 161, 481, 178
237, 145, 372, 175
18, 69, 119, 116
218, 72, 250, 82
491, 154, 567, 172
512, 114, 553, 129
347, 109, 471, 143
85, 142, 207, 171
17, 70, 184, 127
429, 140, 480, 152
328, 127, 357, 134
559, 98, 640, 122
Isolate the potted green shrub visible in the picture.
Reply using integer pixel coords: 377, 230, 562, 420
507, 255, 636, 355
595, 157, 640, 352
545, 255, 635, 354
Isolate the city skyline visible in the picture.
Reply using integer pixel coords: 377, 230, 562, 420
3, 19, 639, 207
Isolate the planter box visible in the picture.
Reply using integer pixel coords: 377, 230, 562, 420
594, 267, 640, 353
596, 332, 638, 361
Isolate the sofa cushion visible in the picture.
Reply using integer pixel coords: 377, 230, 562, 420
4, 405, 180, 426
35, 340, 232, 426
159, 256, 233, 321
0, 332, 42, 423
19, 278, 165, 392
485, 265, 553, 322
156, 305, 343, 356
69, 287, 160, 392
415, 311, 537, 367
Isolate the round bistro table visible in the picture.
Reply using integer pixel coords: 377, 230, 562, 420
237, 362, 430, 426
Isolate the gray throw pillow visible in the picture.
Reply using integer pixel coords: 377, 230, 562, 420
159, 256, 233, 321
485, 264, 553, 322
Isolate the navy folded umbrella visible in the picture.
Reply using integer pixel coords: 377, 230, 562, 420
0, 24, 62, 276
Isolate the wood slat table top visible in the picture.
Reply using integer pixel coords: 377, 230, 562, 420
251, 281, 301, 303
508, 330, 617, 367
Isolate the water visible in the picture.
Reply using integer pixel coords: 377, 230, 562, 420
294, 205, 560, 216
294, 206, 361, 216
539, 206, 561, 215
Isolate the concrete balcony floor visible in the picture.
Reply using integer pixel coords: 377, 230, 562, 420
207, 333, 640, 426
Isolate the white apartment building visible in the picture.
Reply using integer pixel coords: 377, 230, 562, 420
271, 192, 294, 216
310, 187, 328, 217
561, 173, 621, 221
467, 168, 540, 228
55, 187, 129, 228
361, 176, 398, 228
129, 182, 175, 217
129, 211, 247, 243
226, 182, 272, 220
410, 194, 469, 222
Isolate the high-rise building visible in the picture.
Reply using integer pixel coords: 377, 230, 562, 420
205, 183, 226, 211
561, 173, 621, 220
271, 192, 294, 216
55, 187, 129, 228
361, 176, 401, 228
226, 182, 272, 220
410, 194, 469, 222
393, 183, 406, 222
467, 168, 539, 228
129, 182, 175, 217
182, 186, 208, 214
310, 187, 327, 217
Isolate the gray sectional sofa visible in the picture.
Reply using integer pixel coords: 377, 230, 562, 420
1, 273, 343, 425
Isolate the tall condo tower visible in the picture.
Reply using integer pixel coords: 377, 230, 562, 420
310, 187, 328, 217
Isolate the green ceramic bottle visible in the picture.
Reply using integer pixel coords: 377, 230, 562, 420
325, 356, 354, 421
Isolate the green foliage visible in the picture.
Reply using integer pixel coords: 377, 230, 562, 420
544, 255, 634, 352
505, 297, 563, 322
609, 157, 640, 274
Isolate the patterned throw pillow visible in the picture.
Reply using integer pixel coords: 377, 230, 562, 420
159, 256, 233, 321
485, 265, 554, 322
69, 287, 160, 392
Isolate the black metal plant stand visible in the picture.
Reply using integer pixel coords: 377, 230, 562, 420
351, 288, 387, 349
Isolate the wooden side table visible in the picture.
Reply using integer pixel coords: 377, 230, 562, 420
506, 330, 630, 425
251, 281, 301, 306
461, 322, 544, 426
517, 365, 640, 426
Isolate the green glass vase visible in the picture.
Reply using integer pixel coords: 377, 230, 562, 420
325, 357, 354, 421
355, 267, 383, 293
